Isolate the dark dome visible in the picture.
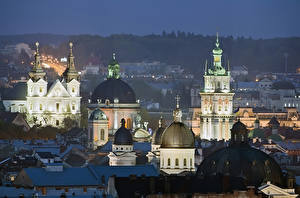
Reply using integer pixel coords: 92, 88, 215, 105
114, 119, 133, 145
89, 108, 107, 121
197, 144, 283, 187
197, 121, 283, 187
91, 78, 136, 104
161, 122, 195, 148
152, 126, 165, 145
272, 81, 295, 90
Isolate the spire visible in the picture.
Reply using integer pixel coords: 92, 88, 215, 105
62, 42, 79, 82
28, 41, 46, 81
227, 60, 230, 73
204, 59, 208, 75
216, 32, 219, 48
173, 95, 182, 122
107, 52, 120, 79
158, 116, 163, 128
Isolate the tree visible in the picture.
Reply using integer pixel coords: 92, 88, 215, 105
63, 117, 78, 131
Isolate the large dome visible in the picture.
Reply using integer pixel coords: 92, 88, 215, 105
161, 122, 195, 148
91, 78, 136, 104
197, 121, 283, 187
114, 119, 133, 145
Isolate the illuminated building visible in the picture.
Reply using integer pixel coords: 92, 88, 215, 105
88, 108, 109, 150
199, 34, 234, 140
87, 53, 140, 134
2, 42, 81, 128
159, 96, 195, 174
108, 119, 137, 166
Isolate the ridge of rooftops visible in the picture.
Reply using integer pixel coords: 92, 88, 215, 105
16, 165, 159, 187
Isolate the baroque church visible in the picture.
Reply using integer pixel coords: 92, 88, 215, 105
2, 42, 81, 127
87, 53, 140, 135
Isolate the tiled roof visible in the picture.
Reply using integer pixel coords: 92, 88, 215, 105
22, 165, 158, 187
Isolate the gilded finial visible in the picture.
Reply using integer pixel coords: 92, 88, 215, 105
175, 95, 180, 109
35, 42, 39, 54
69, 42, 73, 55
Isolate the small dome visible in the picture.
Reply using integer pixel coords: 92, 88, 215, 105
272, 81, 295, 90
89, 108, 107, 121
91, 78, 136, 104
152, 118, 165, 145
114, 119, 133, 145
161, 122, 195, 148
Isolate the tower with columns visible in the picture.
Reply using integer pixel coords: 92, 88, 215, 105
199, 33, 234, 140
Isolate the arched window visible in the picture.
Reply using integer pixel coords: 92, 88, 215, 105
72, 87, 75, 93
100, 129, 105, 140
167, 158, 170, 166
56, 120, 59, 126
72, 104, 75, 111
40, 104, 43, 111
184, 158, 187, 167
39, 87, 43, 93
126, 118, 132, 129
175, 158, 179, 167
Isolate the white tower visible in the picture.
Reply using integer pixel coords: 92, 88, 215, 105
200, 33, 234, 140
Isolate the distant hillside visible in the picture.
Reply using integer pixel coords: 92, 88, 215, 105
1, 33, 300, 74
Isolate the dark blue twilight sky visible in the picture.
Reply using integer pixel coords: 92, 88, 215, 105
0, 0, 299, 38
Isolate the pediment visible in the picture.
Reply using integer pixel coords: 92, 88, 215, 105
47, 80, 70, 97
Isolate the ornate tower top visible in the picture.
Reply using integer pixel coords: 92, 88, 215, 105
28, 41, 46, 81
208, 33, 226, 76
62, 42, 79, 82
173, 95, 182, 122
107, 53, 120, 79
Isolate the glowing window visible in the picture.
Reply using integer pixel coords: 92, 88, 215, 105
100, 129, 105, 140
72, 87, 75, 93
40, 104, 43, 111
39, 87, 43, 93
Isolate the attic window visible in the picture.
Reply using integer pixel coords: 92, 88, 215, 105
39, 87, 43, 93
72, 87, 75, 93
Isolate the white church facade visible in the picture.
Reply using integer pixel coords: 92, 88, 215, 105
2, 42, 81, 128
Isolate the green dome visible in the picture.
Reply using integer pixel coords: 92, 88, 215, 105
89, 108, 107, 121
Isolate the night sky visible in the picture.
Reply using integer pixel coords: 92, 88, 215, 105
0, 0, 299, 38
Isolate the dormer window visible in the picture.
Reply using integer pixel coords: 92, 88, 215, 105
72, 87, 75, 93
39, 87, 43, 93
